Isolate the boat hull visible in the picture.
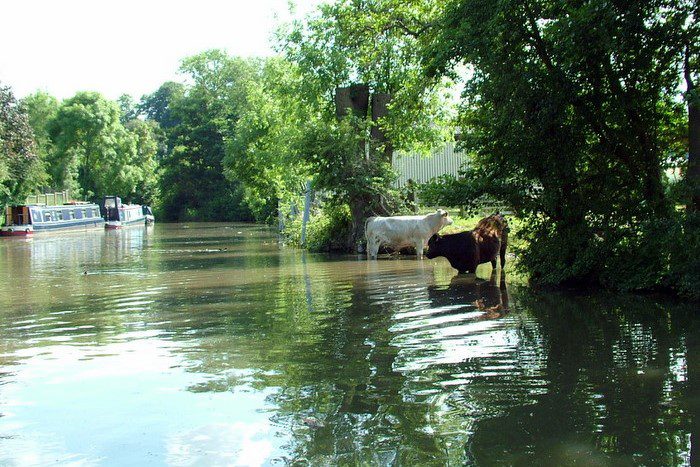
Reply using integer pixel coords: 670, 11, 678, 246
105, 217, 149, 229
0, 225, 33, 236
1, 220, 105, 236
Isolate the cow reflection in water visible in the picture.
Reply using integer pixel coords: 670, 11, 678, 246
430, 271, 510, 320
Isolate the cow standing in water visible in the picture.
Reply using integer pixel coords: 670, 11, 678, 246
426, 213, 509, 273
365, 209, 454, 259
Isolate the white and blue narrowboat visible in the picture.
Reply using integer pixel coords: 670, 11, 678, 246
101, 196, 154, 229
1, 203, 105, 236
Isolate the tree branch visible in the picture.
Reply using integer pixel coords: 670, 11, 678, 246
686, 44, 696, 92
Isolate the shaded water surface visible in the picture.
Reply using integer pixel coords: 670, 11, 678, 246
0, 223, 698, 465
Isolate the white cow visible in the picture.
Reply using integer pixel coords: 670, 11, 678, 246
365, 209, 454, 259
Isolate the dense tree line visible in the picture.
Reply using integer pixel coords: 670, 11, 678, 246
0, 85, 44, 209
1, 86, 160, 208
420, 0, 698, 297
1, 0, 697, 297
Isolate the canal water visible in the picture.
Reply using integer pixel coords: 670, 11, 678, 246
0, 223, 697, 466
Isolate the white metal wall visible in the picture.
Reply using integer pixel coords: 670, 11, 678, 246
392, 142, 466, 187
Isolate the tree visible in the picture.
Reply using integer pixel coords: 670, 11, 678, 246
685, 24, 700, 211
139, 81, 184, 131
279, 0, 452, 248
158, 50, 253, 221
223, 57, 312, 222
48, 91, 158, 202
20, 91, 58, 188
421, 0, 697, 289
123, 119, 160, 205
0, 83, 42, 210
117, 94, 140, 124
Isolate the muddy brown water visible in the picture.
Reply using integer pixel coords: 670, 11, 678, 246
0, 223, 697, 465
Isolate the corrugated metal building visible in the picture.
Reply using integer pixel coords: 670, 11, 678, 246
392, 142, 466, 187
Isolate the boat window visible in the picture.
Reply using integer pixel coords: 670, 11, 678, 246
56, 211, 63, 221
93, 208, 99, 217
69, 210, 76, 220
44, 212, 52, 222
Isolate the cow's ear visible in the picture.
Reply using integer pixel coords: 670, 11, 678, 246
441, 210, 448, 217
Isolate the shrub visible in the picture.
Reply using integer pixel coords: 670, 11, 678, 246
283, 203, 353, 252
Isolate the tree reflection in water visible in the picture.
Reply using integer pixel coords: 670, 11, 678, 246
0, 225, 697, 464
258, 261, 697, 465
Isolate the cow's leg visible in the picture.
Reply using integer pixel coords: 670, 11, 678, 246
499, 236, 507, 270
415, 241, 424, 259
491, 259, 497, 270
367, 237, 380, 259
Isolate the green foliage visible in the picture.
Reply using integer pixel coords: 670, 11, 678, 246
223, 58, 312, 222
421, 0, 698, 294
284, 203, 353, 252
122, 119, 160, 205
301, 117, 398, 211
20, 91, 58, 187
117, 94, 140, 123
139, 81, 184, 131
157, 50, 254, 222
517, 211, 700, 299
665, 213, 700, 300
0, 83, 42, 209
281, 0, 453, 153
46, 91, 159, 203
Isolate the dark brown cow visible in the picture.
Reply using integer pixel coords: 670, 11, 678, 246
426, 213, 509, 274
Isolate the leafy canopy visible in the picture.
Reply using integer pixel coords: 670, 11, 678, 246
421, 0, 698, 291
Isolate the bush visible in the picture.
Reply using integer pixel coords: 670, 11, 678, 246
283, 203, 353, 252
666, 213, 700, 300
519, 211, 700, 300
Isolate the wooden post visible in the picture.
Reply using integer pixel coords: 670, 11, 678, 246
300, 180, 313, 246
278, 199, 285, 232
335, 84, 370, 120
371, 92, 393, 162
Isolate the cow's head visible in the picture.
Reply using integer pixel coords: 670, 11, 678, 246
426, 234, 442, 259
476, 212, 509, 236
493, 211, 510, 233
436, 209, 454, 228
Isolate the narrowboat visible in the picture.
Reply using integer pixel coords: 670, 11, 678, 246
101, 196, 154, 229
1, 203, 105, 236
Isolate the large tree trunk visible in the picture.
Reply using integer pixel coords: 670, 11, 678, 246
688, 90, 700, 213
347, 194, 391, 252
335, 85, 394, 251
686, 47, 700, 213
348, 196, 372, 253
690, 99, 700, 212
334, 84, 370, 120
688, 319, 700, 466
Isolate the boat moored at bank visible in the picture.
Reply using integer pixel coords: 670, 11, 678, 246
1, 203, 105, 236
101, 196, 154, 229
